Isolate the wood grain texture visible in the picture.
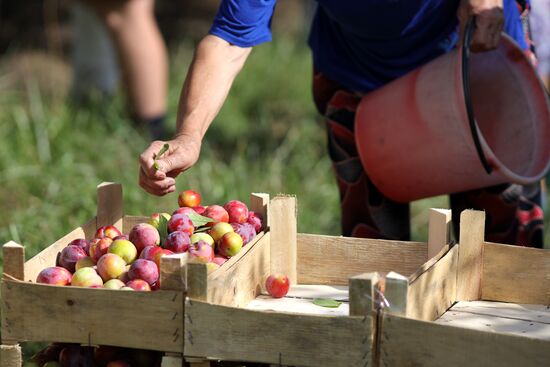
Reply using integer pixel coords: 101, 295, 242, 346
380, 313, 550, 367
184, 299, 374, 367
1, 281, 183, 352
297, 234, 427, 285
269, 196, 297, 283
96, 182, 123, 230
160, 253, 188, 291
384, 272, 408, 316
407, 245, 458, 321
436, 301, 550, 341
187, 263, 208, 302
23, 217, 96, 282
482, 243, 550, 304
349, 272, 380, 316
250, 193, 270, 230
457, 210, 485, 301
206, 232, 270, 307
0, 344, 22, 367
2, 242, 24, 281
427, 208, 452, 260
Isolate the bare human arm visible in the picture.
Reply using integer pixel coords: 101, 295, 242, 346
139, 35, 252, 195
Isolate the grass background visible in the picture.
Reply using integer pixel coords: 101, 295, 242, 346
0, 34, 548, 362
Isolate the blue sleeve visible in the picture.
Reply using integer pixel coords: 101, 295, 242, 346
503, 0, 528, 50
209, 0, 277, 47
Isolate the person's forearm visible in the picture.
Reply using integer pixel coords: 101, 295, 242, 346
174, 35, 252, 142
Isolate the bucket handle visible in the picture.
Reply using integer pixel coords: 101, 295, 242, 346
462, 16, 493, 174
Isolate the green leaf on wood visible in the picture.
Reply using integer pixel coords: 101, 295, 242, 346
312, 298, 342, 308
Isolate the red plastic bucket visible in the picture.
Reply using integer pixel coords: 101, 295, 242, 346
355, 25, 550, 203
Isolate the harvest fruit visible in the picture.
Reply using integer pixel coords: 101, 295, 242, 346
108, 239, 138, 264
190, 232, 215, 247
231, 222, 257, 245
203, 205, 229, 225
129, 223, 160, 254
89, 237, 113, 263
247, 211, 263, 233
103, 279, 126, 289
139, 245, 163, 262
95, 225, 122, 240
75, 256, 95, 271
128, 259, 159, 286
153, 248, 174, 268
178, 190, 201, 208
68, 238, 90, 254
148, 212, 171, 229
188, 241, 214, 263
164, 231, 191, 253
224, 200, 248, 224
172, 207, 196, 217
212, 256, 228, 266
36, 267, 72, 286
71, 267, 103, 288
167, 213, 194, 235
97, 253, 127, 281
217, 232, 243, 258
266, 273, 290, 298
58, 245, 88, 273
125, 279, 151, 291
209, 222, 234, 243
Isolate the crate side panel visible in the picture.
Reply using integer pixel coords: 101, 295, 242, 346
185, 299, 374, 367
297, 234, 426, 284
380, 313, 550, 367
1, 281, 183, 352
482, 243, 550, 304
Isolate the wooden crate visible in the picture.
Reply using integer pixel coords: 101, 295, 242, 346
183, 197, 454, 366
0, 182, 268, 367
377, 210, 550, 367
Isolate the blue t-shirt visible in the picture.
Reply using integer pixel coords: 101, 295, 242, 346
210, 0, 527, 94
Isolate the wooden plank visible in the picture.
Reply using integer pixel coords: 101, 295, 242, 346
206, 232, 271, 307
482, 243, 550, 304
436, 301, 550, 341
23, 217, 96, 282
161, 353, 184, 367
297, 234, 427, 285
246, 296, 349, 316
427, 208, 452, 260
284, 284, 348, 301
1, 281, 183, 352
269, 196, 297, 283
349, 272, 379, 316
457, 210, 485, 301
187, 263, 208, 301
449, 301, 550, 323
2, 242, 24, 281
406, 245, 458, 321
123, 215, 149, 234
0, 344, 22, 367
184, 299, 373, 367
160, 253, 188, 291
96, 182, 123, 230
250, 193, 270, 230
380, 313, 550, 367
384, 272, 408, 316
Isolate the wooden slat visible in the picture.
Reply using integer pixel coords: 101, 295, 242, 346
349, 272, 379, 316
457, 210, 485, 301
482, 243, 550, 304
436, 301, 550, 341
2, 242, 24, 281
96, 182, 123, 230
184, 299, 374, 367
160, 253, 188, 291
269, 196, 297, 283
246, 296, 349, 316
206, 232, 271, 307
123, 215, 149, 234
297, 234, 427, 285
187, 263, 208, 302
23, 217, 96, 282
407, 245, 458, 321
427, 208, 452, 260
0, 344, 22, 367
1, 281, 183, 352
384, 272, 408, 316
250, 193, 270, 230
380, 313, 550, 367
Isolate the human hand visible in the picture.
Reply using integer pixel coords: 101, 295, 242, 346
458, 0, 504, 52
138, 134, 201, 196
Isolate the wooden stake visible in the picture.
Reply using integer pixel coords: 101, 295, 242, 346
384, 272, 408, 316
349, 272, 380, 316
269, 195, 297, 284
2, 242, 24, 281
456, 210, 485, 301
187, 263, 208, 301
160, 253, 187, 292
428, 208, 452, 260
250, 193, 270, 230
0, 344, 22, 367
96, 182, 123, 230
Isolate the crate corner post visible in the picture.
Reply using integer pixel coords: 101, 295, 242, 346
457, 209, 485, 301
427, 208, 452, 260
269, 195, 297, 284
96, 182, 123, 231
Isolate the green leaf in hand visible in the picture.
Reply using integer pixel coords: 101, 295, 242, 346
312, 298, 342, 308
153, 143, 170, 171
